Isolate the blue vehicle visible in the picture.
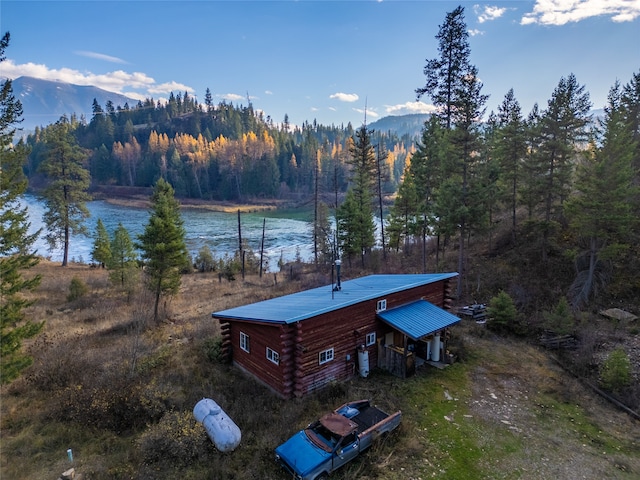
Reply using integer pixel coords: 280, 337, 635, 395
275, 399, 402, 480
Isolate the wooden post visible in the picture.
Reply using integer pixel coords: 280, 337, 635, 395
237, 209, 242, 255
259, 218, 266, 278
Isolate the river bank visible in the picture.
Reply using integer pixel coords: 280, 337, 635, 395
21, 192, 315, 269
90, 185, 295, 213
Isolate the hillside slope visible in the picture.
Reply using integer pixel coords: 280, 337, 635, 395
0, 261, 638, 479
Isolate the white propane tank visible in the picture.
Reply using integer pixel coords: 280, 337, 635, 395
432, 335, 441, 362
193, 398, 241, 452
358, 345, 369, 377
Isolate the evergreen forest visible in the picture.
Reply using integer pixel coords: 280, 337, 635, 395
22, 94, 415, 202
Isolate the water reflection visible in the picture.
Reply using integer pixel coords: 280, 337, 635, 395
22, 195, 314, 272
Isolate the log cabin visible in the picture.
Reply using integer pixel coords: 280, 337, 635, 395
212, 273, 459, 398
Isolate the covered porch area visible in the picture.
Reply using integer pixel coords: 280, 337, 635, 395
376, 300, 460, 378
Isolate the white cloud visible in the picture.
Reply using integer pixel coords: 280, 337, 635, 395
0, 59, 196, 100
265, 90, 273, 95
468, 28, 484, 36
475, 5, 507, 23
330, 92, 359, 102
74, 50, 127, 64
521, 0, 640, 25
385, 101, 438, 116
148, 81, 194, 95
353, 107, 379, 118
218, 93, 245, 102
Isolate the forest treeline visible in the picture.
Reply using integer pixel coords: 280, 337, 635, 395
22, 92, 416, 201
16, 34, 640, 313
335, 6, 639, 315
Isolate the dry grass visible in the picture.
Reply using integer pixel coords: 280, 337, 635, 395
2, 260, 639, 480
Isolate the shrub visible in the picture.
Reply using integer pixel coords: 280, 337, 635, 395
26, 332, 88, 391
55, 375, 173, 432
217, 253, 240, 281
137, 411, 209, 466
203, 337, 224, 363
543, 296, 574, 335
599, 347, 631, 393
487, 290, 522, 334
67, 276, 89, 302
194, 245, 216, 272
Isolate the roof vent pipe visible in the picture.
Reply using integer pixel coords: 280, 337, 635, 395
334, 259, 342, 291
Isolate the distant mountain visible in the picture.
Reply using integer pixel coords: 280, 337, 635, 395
368, 113, 430, 139
11, 76, 137, 133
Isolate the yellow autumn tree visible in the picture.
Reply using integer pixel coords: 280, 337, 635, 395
148, 130, 170, 179
112, 137, 141, 186
173, 133, 211, 198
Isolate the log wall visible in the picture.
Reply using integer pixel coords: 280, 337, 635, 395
225, 321, 286, 396
217, 277, 457, 399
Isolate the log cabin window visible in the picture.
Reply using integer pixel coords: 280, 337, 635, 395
376, 299, 387, 312
240, 332, 250, 353
365, 332, 376, 346
319, 348, 334, 365
266, 347, 279, 365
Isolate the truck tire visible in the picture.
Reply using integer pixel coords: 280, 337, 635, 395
315, 474, 328, 480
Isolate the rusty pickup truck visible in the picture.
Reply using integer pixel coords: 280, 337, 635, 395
275, 399, 401, 480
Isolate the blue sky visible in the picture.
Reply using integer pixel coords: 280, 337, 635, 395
2, 0, 639, 128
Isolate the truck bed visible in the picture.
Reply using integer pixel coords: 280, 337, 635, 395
350, 404, 389, 431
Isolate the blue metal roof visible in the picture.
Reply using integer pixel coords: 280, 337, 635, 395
212, 273, 458, 324
377, 300, 460, 340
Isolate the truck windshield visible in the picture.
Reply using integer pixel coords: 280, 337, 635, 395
305, 424, 339, 453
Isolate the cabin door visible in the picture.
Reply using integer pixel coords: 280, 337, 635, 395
385, 332, 394, 347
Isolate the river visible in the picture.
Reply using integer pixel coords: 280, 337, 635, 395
22, 195, 315, 271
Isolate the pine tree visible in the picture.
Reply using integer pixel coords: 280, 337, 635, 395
407, 115, 446, 268
620, 71, 640, 242
565, 81, 636, 308
599, 348, 631, 393
91, 218, 111, 268
478, 112, 503, 252
313, 201, 333, 264
205, 88, 214, 113
534, 74, 592, 262
445, 64, 488, 294
0, 31, 44, 384
521, 104, 542, 219
542, 297, 574, 335
496, 89, 527, 242
386, 164, 419, 254
416, 5, 470, 129
136, 178, 189, 322
108, 223, 138, 292
414, 6, 486, 295
337, 189, 365, 265
338, 125, 377, 267
487, 290, 519, 334
39, 117, 92, 266
621, 71, 640, 182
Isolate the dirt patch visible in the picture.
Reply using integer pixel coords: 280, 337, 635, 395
466, 334, 640, 479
